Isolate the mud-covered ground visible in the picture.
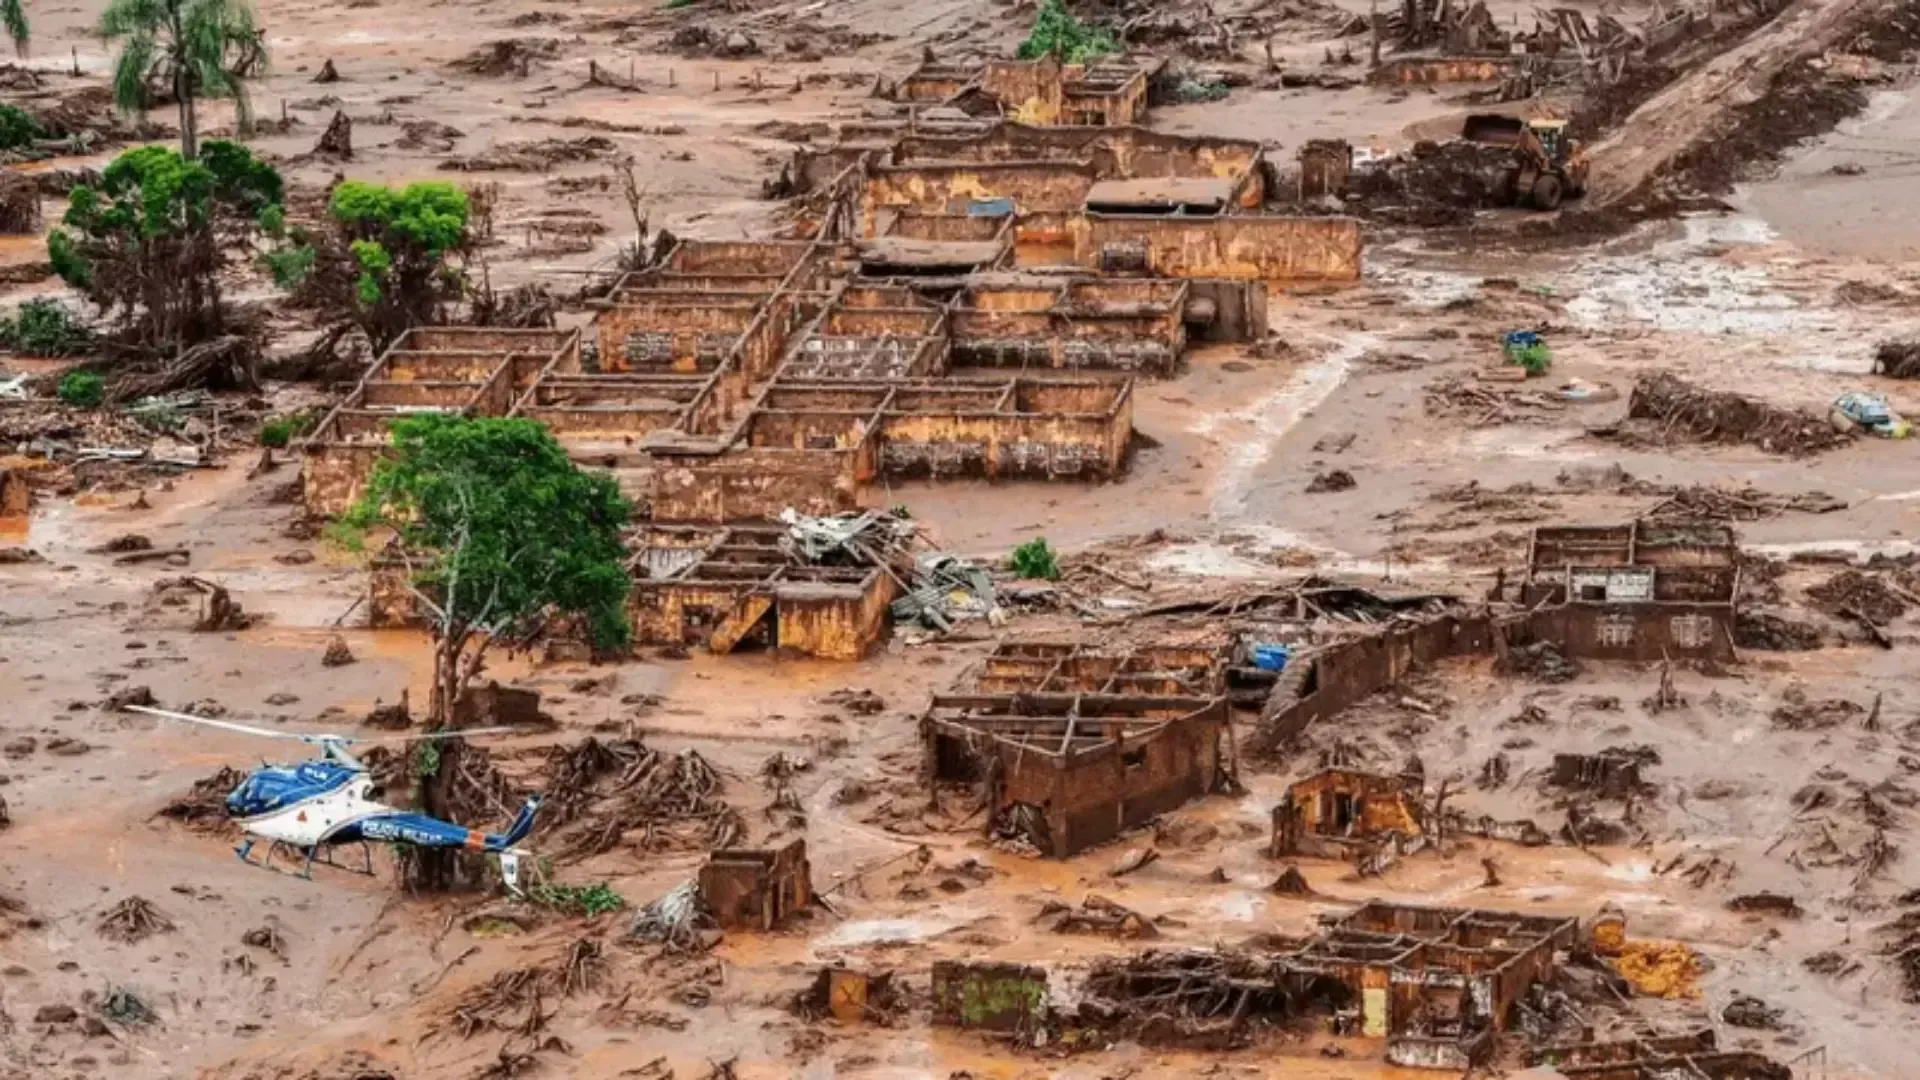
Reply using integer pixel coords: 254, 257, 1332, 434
5, 0, 1920, 1077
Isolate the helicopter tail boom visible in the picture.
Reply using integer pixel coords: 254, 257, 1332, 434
486, 795, 543, 851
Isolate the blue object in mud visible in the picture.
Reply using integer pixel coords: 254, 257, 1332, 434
1250, 643, 1290, 672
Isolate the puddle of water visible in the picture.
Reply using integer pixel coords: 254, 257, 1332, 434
816, 916, 963, 948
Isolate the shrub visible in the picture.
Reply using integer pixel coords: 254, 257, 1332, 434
0, 299, 94, 356
0, 104, 39, 151
528, 881, 626, 917
259, 412, 315, 448
1018, 0, 1119, 65
57, 369, 105, 408
1010, 537, 1061, 581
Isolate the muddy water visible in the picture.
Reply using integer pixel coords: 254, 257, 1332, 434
1736, 82, 1920, 261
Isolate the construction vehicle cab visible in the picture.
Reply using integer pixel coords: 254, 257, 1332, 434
1462, 114, 1591, 212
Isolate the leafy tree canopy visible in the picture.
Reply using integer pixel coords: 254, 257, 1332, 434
1017, 0, 1119, 65
343, 415, 632, 650
48, 141, 283, 346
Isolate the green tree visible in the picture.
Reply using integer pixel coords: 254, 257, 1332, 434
101, 0, 267, 159
48, 141, 283, 348
275, 180, 473, 353
1017, 0, 1119, 65
340, 415, 632, 726
2, 0, 28, 57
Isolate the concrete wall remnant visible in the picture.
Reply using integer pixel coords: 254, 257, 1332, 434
923, 651, 1231, 857
1075, 214, 1362, 283
1522, 521, 1737, 662
627, 522, 897, 659
698, 839, 813, 930
1271, 768, 1425, 861
299, 327, 579, 516
930, 961, 1050, 1032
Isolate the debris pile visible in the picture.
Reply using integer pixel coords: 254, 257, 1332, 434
1644, 485, 1845, 521
1036, 894, 1159, 939
1806, 569, 1910, 624
1074, 948, 1291, 1047
1734, 612, 1824, 651
1304, 469, 1355, 494
1423, 372, 1566, 425
1344, 140, 1520, 225
155, 766, 245, 831
96, 896, 175, 944
448, 39, 559, 78
891, 553, 1002, 633
539, 737, 741, 860
442, 136, 616, 173
629, 880, 720, 952
1874, 339, 1920, 379
1769, 689, 1865, 730
778, 507, 917, 565
1501, 639, 1579, 683
1625, 373, 1852, 456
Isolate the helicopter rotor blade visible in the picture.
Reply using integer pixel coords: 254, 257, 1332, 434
124, 705, 349, 745
349, 727, 536, 745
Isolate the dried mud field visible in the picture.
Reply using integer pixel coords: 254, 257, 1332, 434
5, 0, 1920, 1078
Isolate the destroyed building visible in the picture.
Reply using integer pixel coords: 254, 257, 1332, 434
921, 641, 1230, 857
1270, 767, 1424, 862
889, 57, 1158, 128
1531, 1029, 1794, 1079
626, 514, 908, 660
698, 839, 814, 931
302, 57, 1369, 535
1298, 902, 1583, 1069
1521, 522, 1739, 662
302, 327, 581, 515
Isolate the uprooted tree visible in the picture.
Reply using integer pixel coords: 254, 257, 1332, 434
48, 140, 285, 355
271, 180, 473, 354
337, 416, 631, 888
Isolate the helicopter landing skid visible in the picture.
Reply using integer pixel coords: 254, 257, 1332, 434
237, 838, 377, 880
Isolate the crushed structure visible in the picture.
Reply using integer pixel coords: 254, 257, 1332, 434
301, 327, 581, 515
697, 839, 813, 931
1519, 522, 1738, 662
1530, 1029, 1794, 1078
1270, 767, 1424, 864
887, 57, 1157, 128
626, 518, 906, 659
921, 641, 1231, 856
302, 57, 1366, 544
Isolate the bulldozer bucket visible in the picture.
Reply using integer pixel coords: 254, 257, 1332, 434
1462, 114, 1526, 146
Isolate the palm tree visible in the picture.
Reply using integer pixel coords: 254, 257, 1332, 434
2, 0, 28, 57
100, 0, 266, 158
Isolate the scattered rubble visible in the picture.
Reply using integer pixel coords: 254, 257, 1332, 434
448, 39, 559, 78
1304, 469, 1355, 493
442, 136, 616, 172
96, 896, 174, 944
1623, 373, 1853, 456
1037, 894, 1159, 939
1875, 340, 1920, 379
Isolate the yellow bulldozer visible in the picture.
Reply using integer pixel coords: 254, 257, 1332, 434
1462, 114, 1590, 211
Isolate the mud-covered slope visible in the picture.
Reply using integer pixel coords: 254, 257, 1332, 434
1586, 0, 1912, 206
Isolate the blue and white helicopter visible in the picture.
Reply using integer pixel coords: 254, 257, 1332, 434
131, 705, 542, 892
